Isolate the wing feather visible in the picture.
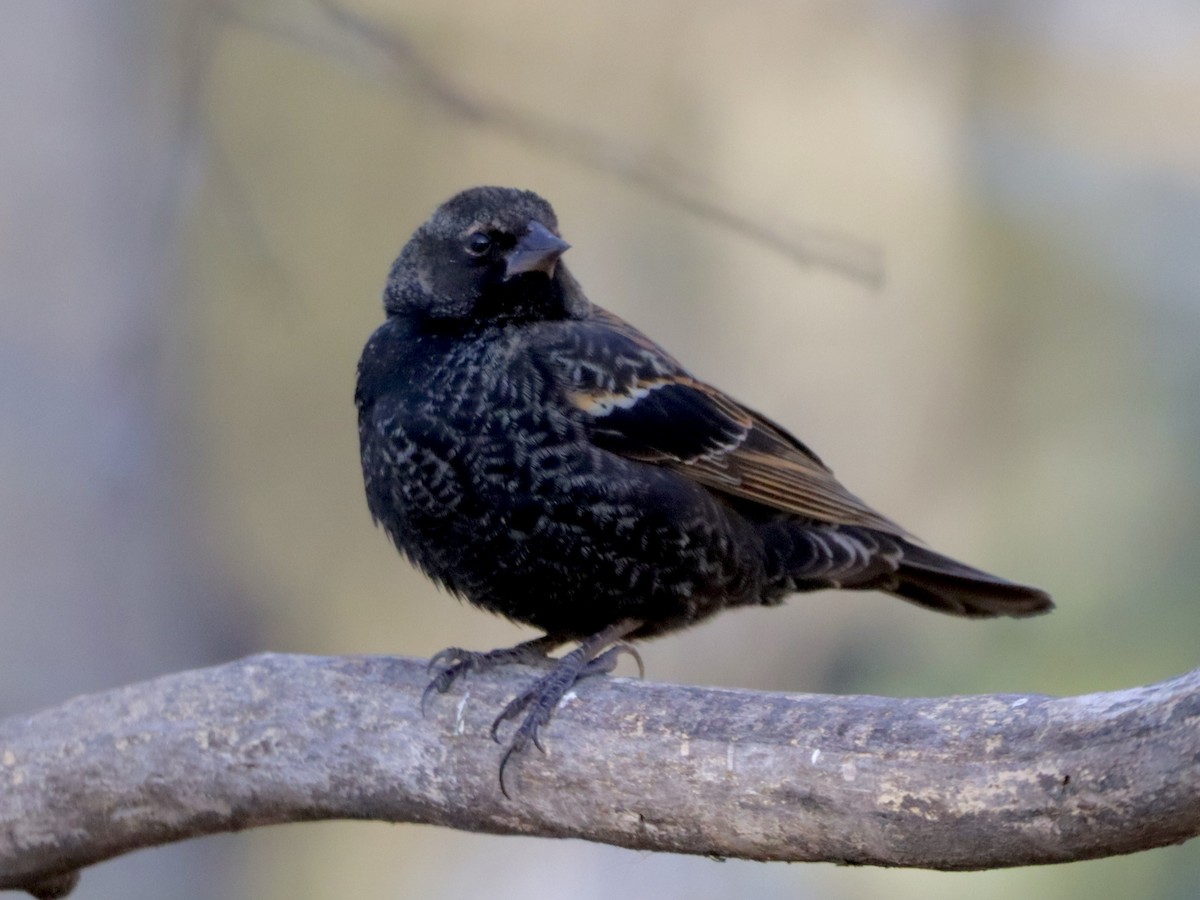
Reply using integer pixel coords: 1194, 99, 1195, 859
548, 308, 905, 534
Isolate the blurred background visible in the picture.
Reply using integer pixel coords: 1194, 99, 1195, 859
2, 1, 1198, 898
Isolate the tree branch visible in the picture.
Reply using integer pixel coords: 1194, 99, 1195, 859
1, 654, 1198, 897
222, 0, 884, 287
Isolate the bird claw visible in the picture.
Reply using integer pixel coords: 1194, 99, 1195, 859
493, 678, 561, 799
421, 637, 560, 717
426, 646, 470, 675
623, 642, 646, 679
423, 622, 644, 800
420, 648, 482, 717
489, 637, 620, 796
584, 641, 644, 679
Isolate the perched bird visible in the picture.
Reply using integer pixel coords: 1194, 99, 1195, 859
356, 186, 1052, 793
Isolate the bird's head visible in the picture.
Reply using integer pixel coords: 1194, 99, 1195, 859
384, 186, 588, 326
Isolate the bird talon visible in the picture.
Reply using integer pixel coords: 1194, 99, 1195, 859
419, 683, 439, 718
426, 647, 464, 675
498, 745, 519, 800
622, 643, 646, 679
530, 726, 547, 755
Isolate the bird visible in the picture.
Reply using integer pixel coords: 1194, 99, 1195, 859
355, 185, 1052, 794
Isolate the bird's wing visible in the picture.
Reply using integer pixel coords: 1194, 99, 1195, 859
544, 306, 905, 534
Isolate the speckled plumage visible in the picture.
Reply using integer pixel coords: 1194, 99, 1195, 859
356, 186, 1052, 791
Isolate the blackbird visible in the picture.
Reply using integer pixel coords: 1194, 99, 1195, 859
356, 186, 1052, 793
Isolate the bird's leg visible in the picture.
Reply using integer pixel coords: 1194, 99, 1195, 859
490, 619, 643, 798
422, 634, 563, 715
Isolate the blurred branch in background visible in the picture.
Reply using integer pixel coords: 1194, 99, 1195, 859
3, 654, 1198, 898
221, 0, 884, 287
0, 4, 250, 895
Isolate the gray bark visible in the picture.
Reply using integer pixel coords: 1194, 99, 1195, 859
1, 654, 1197, 897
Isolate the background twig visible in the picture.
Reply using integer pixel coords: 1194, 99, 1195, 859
224, 0, 885, 286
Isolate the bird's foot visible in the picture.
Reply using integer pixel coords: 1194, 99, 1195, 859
488, 621, 643, 798
421, 635, 560, 715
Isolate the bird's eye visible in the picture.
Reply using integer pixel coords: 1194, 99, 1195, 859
465, 232, 493, 256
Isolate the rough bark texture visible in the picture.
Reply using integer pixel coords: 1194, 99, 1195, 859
1, 654, 1197, 896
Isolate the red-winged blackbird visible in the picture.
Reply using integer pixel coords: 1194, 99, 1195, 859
356, 186, 1052, 793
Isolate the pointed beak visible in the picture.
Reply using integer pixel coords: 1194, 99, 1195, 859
504, 220, 570, 280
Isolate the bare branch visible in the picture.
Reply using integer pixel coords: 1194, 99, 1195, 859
221, 0, 883, 286
1, 654, 1198, 897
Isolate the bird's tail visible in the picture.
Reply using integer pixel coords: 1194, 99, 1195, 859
763, 523, 1053, 619
885, 538, 1053, 618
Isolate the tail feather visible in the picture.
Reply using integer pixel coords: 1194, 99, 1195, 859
886, 539, 1052, 619
763, 522, 1053, 619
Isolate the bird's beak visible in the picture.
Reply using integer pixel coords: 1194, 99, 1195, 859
504, 220, 570, 280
